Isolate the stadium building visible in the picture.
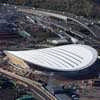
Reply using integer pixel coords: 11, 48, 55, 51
4, 44, 99, 78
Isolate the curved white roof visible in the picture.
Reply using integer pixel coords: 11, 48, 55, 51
4, 44, 98, 71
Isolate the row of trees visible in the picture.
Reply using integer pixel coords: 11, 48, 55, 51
0, 0, 95, 17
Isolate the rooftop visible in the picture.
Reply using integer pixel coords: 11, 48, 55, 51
4, 44, 98, 71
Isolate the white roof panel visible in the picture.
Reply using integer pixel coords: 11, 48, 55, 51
4, 44, 98, 71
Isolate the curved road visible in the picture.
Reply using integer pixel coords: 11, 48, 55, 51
18, 8, 96, 37
0, 68, 57, 100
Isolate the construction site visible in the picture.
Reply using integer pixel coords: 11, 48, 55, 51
0, 4, 100, 100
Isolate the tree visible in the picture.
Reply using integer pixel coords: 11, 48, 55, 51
68, 0, 93, 16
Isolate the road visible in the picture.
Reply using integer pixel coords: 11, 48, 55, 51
0, 68, 57, 100
17, 7, 97, 38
